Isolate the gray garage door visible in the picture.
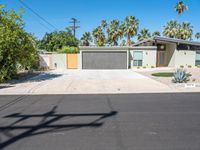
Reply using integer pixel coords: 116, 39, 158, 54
82, 51, 127, 69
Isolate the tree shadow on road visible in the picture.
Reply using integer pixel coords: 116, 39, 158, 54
0, 106, 118, 149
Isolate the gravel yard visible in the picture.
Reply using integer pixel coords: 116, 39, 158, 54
137, 68, 200, 86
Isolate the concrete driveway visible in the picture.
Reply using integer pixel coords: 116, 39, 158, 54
0, 70, 172, 94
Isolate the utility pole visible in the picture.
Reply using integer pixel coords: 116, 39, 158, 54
69, 18, 80, 37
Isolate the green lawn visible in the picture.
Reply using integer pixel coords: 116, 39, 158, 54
152, 72, 174, 77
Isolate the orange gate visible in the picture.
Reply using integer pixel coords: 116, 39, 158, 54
67, 54, 78, 69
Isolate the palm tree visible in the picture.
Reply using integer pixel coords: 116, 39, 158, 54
152, 31, 161, 37
80, 32, 92, 46
195, 32, 200, 40
163, 20, 180, 38
175, 1, 188, 19
179, 22, 193, 40
101, 20, 107, 29
123, 16, 139, 46
107, 19, 121, 46
137, 28, 151, 41
120, 40, 126, 46
92, 26, 106, 46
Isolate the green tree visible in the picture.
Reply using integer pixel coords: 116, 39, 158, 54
57, 46, 79, 54
0, 5, 37, 82
163, 20, 180, 38
80, 32, 92, 46
179, 22, 193, 40
106, 20, 122, 46
137, 28, 151, 41
101, 20, 107, 29
163, 20, 193, 40
92, 26, 106, 46
175, 1, 188, 19
38, 28, 79, 52
152, 31, 161, 37
123, 16, 139, 46
195, 32, 200, 40
120, 40, 126, 46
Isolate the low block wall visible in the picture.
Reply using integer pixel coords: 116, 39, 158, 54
52, 54, 67, 70
39, 54, 52, 70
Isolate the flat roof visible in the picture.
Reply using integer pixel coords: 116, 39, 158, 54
79, 46, 130, 50
133, 36, 200, 46
79, 46, 157, 50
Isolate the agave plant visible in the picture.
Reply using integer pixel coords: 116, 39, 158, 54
172, 69, 191, 83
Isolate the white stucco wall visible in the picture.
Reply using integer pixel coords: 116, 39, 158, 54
52, 54, 67, 69
77, 53, 81, 69
130, 49, 157, 68
39, 54, 52, 69
174, 50, 196, 68
143, 50, 157, 67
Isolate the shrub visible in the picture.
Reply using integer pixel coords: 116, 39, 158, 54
0, 5, 37, 82
172, 69, 191, 83
188, 65, 192, 68
57, 46, 79, 54
180, 65, 184, 68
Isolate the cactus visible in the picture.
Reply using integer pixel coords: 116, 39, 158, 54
172, 69, 191, 83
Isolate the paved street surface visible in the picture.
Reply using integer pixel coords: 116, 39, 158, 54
0, 93, 200, 150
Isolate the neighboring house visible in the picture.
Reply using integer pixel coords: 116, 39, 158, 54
79, 37, 200, 69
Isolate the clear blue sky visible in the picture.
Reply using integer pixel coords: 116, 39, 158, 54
1, 0, 200, 41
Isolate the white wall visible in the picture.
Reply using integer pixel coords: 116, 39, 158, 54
143, 50, 157, 67
39, 54, 52, 69
130, 49, 157, 68
77, 53, 81, 69
174, 50, 196, 68
52, 54, 67, 70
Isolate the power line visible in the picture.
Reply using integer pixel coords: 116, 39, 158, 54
69, 18, 80, 37
18, 0, 58, 31
37, 21, 52, 32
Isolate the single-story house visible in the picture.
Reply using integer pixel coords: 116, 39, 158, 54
133, 36, 200, 68
79, 37, 200, 69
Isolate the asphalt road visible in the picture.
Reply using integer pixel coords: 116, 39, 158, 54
0, 93, 200, 150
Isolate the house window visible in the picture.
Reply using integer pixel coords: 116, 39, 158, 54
133, 51, 143, 66
196, 51, 200, 66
